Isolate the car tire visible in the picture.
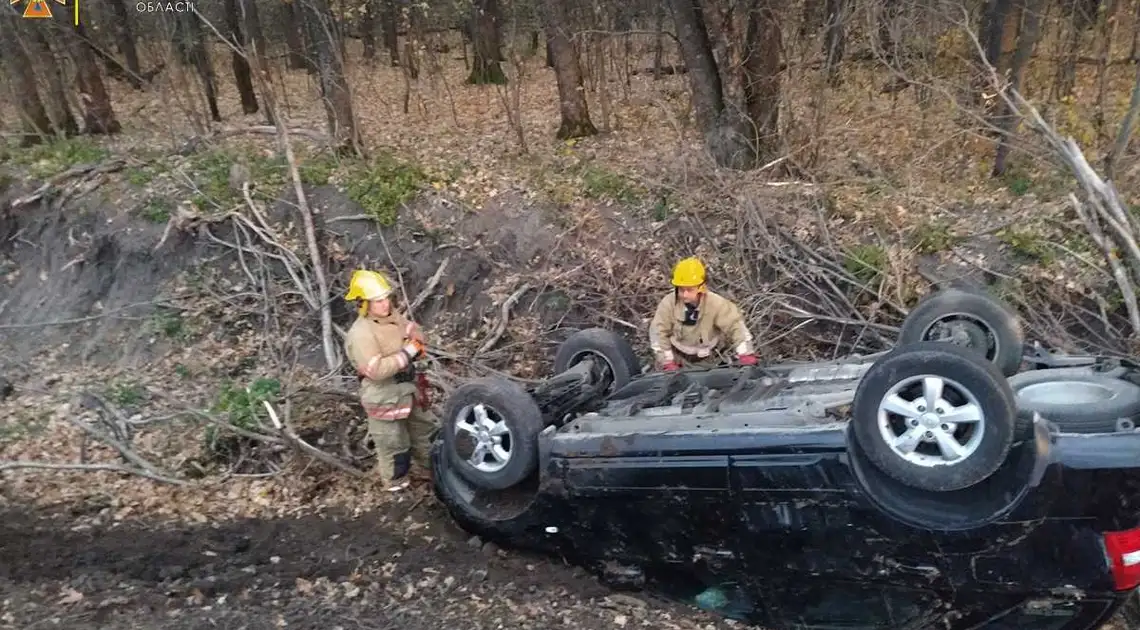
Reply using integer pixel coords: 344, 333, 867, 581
851, 341, 1017, 492
553, 328, 642, 393
898, 287, 1025, 377
442, 376, 545, 491
1008, 369, 1140, 433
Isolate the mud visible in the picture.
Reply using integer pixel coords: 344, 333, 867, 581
0, 493, 733, 630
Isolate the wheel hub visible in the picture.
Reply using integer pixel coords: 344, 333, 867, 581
917, 412, 942, 429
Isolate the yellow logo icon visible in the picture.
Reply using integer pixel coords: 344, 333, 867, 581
11, 0, 64, 19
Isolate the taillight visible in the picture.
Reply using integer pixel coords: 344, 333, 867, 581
1103, 528, 1140, 591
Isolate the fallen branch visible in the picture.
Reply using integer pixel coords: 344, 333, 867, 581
263, 400, 367, 477
0, 461, 188, 485
9, 159, 128, 209
477, 284, 534, 355
63, 415, 184, 483
214, 125, 329, 143
411, 256, 450, 312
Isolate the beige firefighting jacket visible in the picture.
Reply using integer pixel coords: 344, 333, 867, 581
649, 289, 755, 366
344, 311, 423, 420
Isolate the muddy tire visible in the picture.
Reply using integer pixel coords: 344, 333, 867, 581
898, 287, 1025, 377
1009, 368, 1140, 433
553, 328, 642, 393
850, 341, 1017, 493
442, 377, 545, 491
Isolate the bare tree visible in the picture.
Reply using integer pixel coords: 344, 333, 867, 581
282, 0, 308, 70
301, 0, 364, 156
992, 0, 1045, 176
0, 8, 53, 145
1104, 60, 1140, 178
104, 0, 142, 89
61, 20, 121, 134
467, 0, 507, 84
380, 0, 399, 67
669, 0, 757, 169
822, 0, 849, 85
27, 27, 79, 137
361, 0, 377, 63
539, 0, 597, 139
225, 0, 260, 114
742, 0, 781, 162
175, 12, 222, 122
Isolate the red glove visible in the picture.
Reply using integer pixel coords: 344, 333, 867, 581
662, 361, 680, 372
738, 354, 758, 366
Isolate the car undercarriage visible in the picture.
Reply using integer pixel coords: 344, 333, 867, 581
430, 286, 1140, 630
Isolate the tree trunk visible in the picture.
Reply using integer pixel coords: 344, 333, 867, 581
1131, 0, 1140, 62
63, 21, 121, 134
1104, 59, 1140, 177
1093, 0, 1120, 133
179, 12, 221, 122
822, 0, 848, 85
302, 0, 363, 156
282, 0, 308, 70
1053, 1, 1081, 100
653, 2, 664, 79
467, 0, 507, 84
799, 0, 823, 40
670, 0, 754, 168
106, 0, 142, 89
28, 27, 79, 137
0, 12, 54, 145
669, 0, 725, 133
224, 0, 259, 114
993, 0, 1045, 176
877, 0, 901, 59
540, 0, 597, 139
301, 3, 321, 75
239, 0, 272, 123
742, 0, 781, 163
361, 0, 376, 62
380, 0, 399, 66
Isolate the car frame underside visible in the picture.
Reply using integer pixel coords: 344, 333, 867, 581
431, 286, 1140, 630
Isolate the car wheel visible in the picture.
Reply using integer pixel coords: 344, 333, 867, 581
552, 328, 642, 395
851, 341, 1017, 492
442, 377, 544, 491
898, 287, 1025, 377
1009, 369, 1140, 433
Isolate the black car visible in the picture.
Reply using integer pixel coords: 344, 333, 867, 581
430, 287, 1140, 629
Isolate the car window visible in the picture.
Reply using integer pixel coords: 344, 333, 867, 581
763, 582, 941, 629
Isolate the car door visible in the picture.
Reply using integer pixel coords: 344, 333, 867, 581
552, 430, 745, 586
729, 431, 946, 628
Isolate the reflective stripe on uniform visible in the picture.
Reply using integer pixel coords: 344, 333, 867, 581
365, 404, 413, 420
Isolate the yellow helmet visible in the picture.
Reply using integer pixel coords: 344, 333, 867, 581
671, 257, 706, 288
345, 269, 395, 302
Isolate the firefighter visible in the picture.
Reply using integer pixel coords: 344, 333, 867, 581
649, 257, 758, 371
343, 269, 439, 488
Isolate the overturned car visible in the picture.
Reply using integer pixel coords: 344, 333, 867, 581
430, 287, 1140, 629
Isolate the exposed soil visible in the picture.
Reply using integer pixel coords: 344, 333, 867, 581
0, 489, 737, 630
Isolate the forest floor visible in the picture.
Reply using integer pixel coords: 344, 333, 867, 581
2, 33, 1139, 629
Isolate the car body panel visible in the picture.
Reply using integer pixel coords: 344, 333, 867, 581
432, 353, 1140, 629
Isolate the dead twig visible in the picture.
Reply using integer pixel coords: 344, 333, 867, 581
63, 415, 185, 483
411, 256, 450, 312
477, 284, 534, 355
0, 461, 188, 485
262, 400, 366, 477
